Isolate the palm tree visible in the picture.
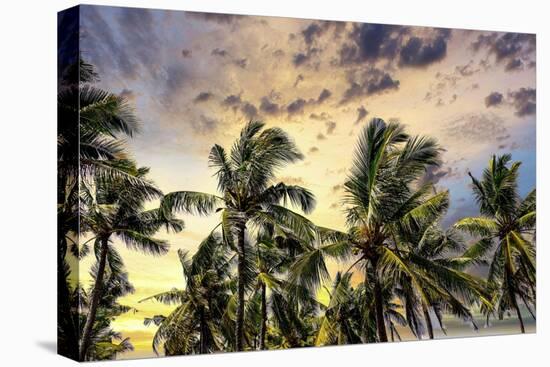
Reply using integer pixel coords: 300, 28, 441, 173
57, 59, 146, 360
78, 164, 184, 360
161, 121, 316, 350
141, 235, 232, 355
80, 247, 137, 361
455, 154, 536, 333
395, 222, 486, 339
290, 118, 487, 343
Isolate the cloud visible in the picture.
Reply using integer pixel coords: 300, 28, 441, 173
484, 92, 504, 107
355, 106, 369, 124
341, 69, 400, 104
241, 102, 258, 119
287, 98, 307, 116
455, 60, 479, 77
234, 58, 248, 69
223, 94, 242, 106
508, 87, 536, 117
505, 58, 523, 71
302, 23, 324, 46
331, 184, 344, 193
211, 48, 228, 57
445, 113, 507, 142
194, 91, 214, 103
310, 112, 331, 121
259, 96, 280, 115
419, 165, 462, 186
471, 32, 535, 71
399, 35, 448, 67
293, 52, 310, 67
325, 121, 337, 135
294, 74, 304, 87
317, 88, 332, 104
338, 23, 404, 65
193, 114, 219, 134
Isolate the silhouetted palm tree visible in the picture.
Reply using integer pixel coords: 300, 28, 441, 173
78, 164, 183, 360
161, 121, 316, 350
141, 236, 232, 355
455, 154, 536, 332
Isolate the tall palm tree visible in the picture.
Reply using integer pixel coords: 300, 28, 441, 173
290, 118, 487, 342
80, 247, 137, 361
161, 121, 316, 350
78, 164, 184, 360
455, 154, 536, 333
57, 59, 148, 360
141, 235, 232, 355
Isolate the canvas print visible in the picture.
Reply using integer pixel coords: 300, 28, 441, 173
57, 5, 536, 362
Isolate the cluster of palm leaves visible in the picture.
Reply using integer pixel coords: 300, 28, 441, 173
57, 59, 183, 361
140, 118, 535, 355
58, 57, 535, 359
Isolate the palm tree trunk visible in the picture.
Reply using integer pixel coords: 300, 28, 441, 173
371, 259, 388, 343
259, 282, 267, 350
58, 234, 79, 359
79, 237, 109, 361
235, 222, 246, 351
422, 304, 434, 339
512, 295, 526, 333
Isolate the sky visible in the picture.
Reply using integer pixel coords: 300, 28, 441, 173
77, 5, 536, 359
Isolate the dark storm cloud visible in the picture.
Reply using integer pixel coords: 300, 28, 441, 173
260, 97, 280, 115
445, 113, 507, 142
399, 35, 448, 67
325, 121, 337, 135
340, 69, 400, 104
484, 92, 504, 108
287, 98, 307, 116
317, 89, 332, 104
301, 21, 346, 47
194, 91, 214, 103
355, 106, 369, 124
338, 23, 404, 65
508, 87, 536, 117
471, 32, 535, 71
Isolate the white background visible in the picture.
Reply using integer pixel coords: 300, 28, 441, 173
0, 0, 546, 365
